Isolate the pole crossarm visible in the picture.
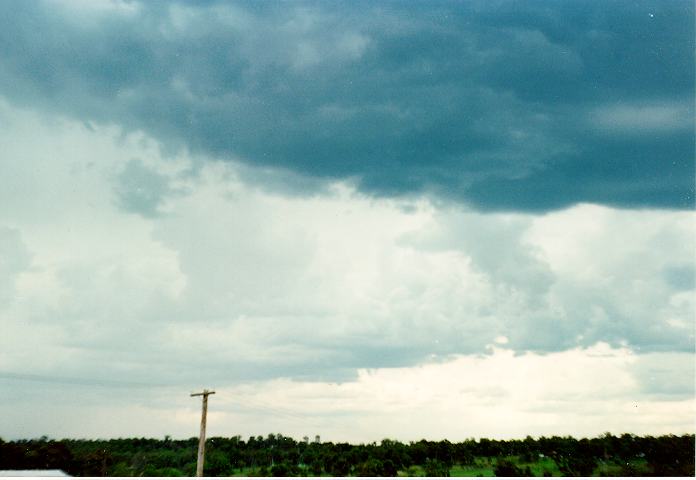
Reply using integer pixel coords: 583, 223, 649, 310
191, 390, 216, 397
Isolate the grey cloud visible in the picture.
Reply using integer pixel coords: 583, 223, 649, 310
630, 352, 696, 399
115, 158, 173, 217
402, 212, 554, 295
0, 227, 31, 306
663, 264, 695, 292
0, 0, 692, 212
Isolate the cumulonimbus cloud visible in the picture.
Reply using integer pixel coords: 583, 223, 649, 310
0, 0, 693, 212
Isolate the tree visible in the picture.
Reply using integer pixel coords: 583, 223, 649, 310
328, 455, 351, 476
645, 435, 695, 476
424, 458, 450, 477
494, 459, 530, 477
552, 452, 597, 476
356, 458, 386, 476
204, 451, 233, 476
270, 462, 298, 476
309, 460, 323, 476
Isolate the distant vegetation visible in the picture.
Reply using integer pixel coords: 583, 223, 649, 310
0, 433, 693, 476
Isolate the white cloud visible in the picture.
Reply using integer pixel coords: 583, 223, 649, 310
590, 101, 693, 134
524, 204, 695, 350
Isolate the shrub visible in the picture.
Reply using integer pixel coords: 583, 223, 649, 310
494, 459, 529, 477
424, 458, 450, 477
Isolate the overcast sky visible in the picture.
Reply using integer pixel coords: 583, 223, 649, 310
0, 0, 694, 442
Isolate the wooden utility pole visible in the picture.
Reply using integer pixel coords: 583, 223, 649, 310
191, 389, 215, 477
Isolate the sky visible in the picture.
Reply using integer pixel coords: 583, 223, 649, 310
0, 0, 694, 442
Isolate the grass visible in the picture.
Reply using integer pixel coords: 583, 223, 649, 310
446, 456, 560, 477
223, 455, 652, 476
594, 458, 650, 477
449, 463, 496, 477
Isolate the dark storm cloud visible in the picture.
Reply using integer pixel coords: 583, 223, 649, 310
0, 0, 692, 211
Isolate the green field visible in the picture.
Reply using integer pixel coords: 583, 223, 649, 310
211, 456, 651, 477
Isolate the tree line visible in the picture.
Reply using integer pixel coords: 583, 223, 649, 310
0, 433, 693, 476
